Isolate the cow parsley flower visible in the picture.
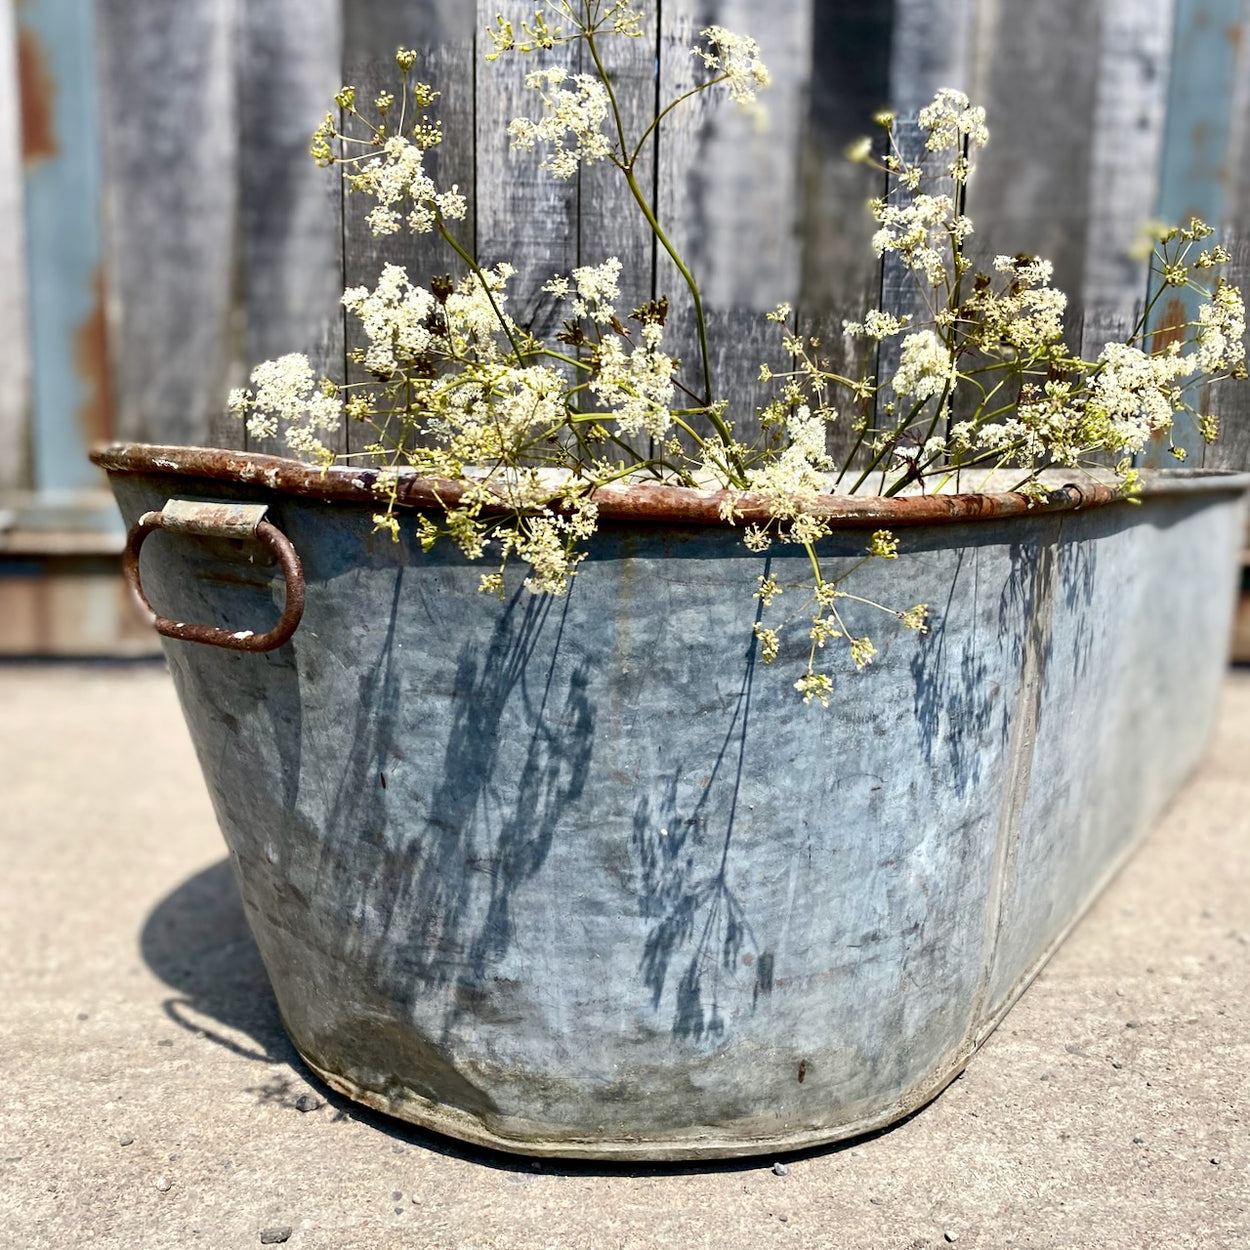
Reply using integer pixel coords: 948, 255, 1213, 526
918, 88, 989, 153
693, 26, 771, 108
591, 321, 677, 437
508, 69, 612, 180
892, 330, 955, 402
1194, 280, 1246, 374
228, 353, 342, 458
871, 195, 955, 285
349, 135, 440, 237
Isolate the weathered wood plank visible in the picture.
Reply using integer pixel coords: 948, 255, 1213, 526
800, 292, 881, 479
339, 2, 474, 456
1081, 0, 1175, 316
473, 0, 579, 344
0, 0, 30, 489
236, 0, 344, 456
656, 0, 813, 441
576, 10, 656, 336
889, 0, 978, 116
657, 0, 810, 313
96, 0, 237, 449
1198, 232, 1250, 471
1225, 4, 1250, 228
1145, 0, 1245, 465
343, 0, 464, 68
872, 118, 959, 427
572, 10, 659, 458
961, 0, 1104, 302
799, 0, 894, 311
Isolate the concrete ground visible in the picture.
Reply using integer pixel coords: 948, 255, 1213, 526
1, 662, 1247, 1250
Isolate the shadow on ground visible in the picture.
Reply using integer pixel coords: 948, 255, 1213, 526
140, 858, 293, 1064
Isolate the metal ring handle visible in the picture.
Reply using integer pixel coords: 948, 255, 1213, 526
123, 508, 305, 652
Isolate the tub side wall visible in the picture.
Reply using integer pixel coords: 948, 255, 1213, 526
104, 471, 1244, 1156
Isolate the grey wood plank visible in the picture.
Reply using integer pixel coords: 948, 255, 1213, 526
0, 0, 30, 488
238, 0, 344, 456
339, 34, 476, 456
873, 118, 957, 429
889, 0, 977, 116
961, 0, 1104, 304
1225, 6, 1250, 229
1081, 0, 1175, 316
657, 0, 810, 314
576, 8, 656, 335
96, 0, 238, 449
344, 0, 472, 69
799, 287, 881, 479
573, 9, 659, 459
656, 0, 812, 443
799, 0, 894, 312
473, 0, 579, 346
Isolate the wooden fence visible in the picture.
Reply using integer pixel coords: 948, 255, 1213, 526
3, 0, 1250, 648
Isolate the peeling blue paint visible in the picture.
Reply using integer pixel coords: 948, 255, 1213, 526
1146, 0, 1247, 466
20, 0, 108, 493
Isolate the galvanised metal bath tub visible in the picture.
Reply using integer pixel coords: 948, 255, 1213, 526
94, 443, 1248, 1160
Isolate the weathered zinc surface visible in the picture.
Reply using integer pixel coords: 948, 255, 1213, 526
101, 454, 1245, 1159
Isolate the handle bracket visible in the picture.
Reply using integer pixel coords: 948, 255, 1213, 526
122, 499, 305, 652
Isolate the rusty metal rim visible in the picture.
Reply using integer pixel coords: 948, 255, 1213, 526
91, 442, 1250, 531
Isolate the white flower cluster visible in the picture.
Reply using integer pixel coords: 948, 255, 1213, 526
969, 255, 1068, 352
508, 69, 612, 180
842, 309, 909, 340
693, 26, 771, 107
503, 495, 600, 596
544, 257, 625, 324
746, 404, 833, 501
350, 135, 467, 237
444, 262, 518, 357
871, 194, 970, 286
892, 329, 955, 402
917, 88, 989, 154
591, 323, 678, 437
444, 365, 568, 464
1194, 280, 1247, 374
1086, 342, 1191, 452
228, 353, 342, 459
342, 263, 438, 375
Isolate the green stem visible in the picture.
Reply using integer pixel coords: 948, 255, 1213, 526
622, 170, 718, 416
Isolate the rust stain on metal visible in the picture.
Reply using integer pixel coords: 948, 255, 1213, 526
17, 23, 57, 164
1151, 298, 1189, 356
1228, 22, 1243, 52
75, 266, 115, 446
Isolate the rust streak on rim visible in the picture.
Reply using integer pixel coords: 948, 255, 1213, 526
91, 443, 1250, 531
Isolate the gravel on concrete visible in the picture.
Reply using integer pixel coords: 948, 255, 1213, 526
1, 661, 1247, 1249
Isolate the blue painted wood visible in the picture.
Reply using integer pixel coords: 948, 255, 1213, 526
1145, 0, 1247, 466
19, 0, 110, 494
